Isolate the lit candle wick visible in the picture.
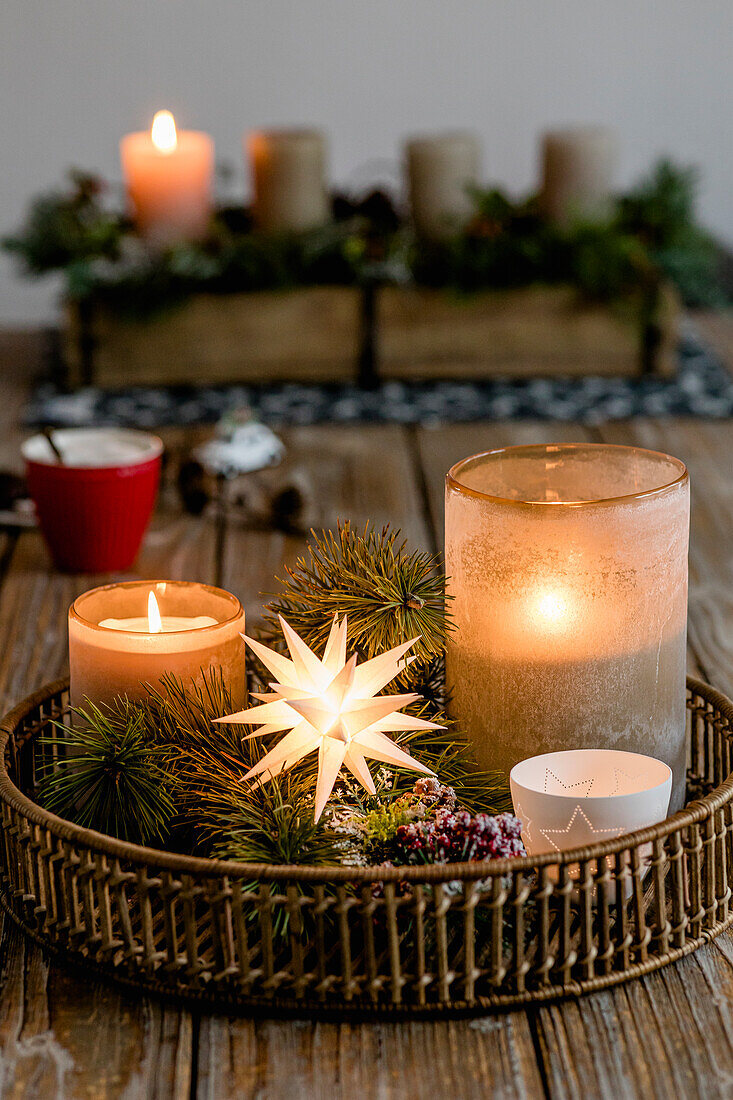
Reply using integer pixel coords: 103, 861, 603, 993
148, 591, 162, 633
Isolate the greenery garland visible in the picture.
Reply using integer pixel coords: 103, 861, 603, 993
3, 160, 725, 322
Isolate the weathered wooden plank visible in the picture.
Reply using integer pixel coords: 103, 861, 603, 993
0, 912, 193, 1099
221, 423, 434, 629
535, 944, 733, 1100
196, 1013, 545, 1100
378, 285, 679, 379
279, 424, 432, 550
64, 289, 362, 389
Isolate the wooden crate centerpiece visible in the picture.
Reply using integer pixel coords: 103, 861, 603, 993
376, 284, 679, 380
63, 287, 362, 389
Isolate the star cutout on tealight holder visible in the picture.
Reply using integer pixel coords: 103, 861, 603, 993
543, 769, 597, 797
538, 804, 626, 853
214, 614, 442, 820
542, 765, 646, 799
513, 801, 534, 848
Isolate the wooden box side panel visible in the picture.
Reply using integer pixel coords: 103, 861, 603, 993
377, 285, 678, 380
65, 288, 362, 389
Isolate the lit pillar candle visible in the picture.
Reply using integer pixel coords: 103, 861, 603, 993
247, 129, 329, 233
445, 444, 689, 810
540, 126, 617, 226
406, 131, 481, 241
120, 110, 214, 245
69, 580, 245, 710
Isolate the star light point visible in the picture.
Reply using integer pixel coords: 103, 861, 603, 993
215, 614, 441, 820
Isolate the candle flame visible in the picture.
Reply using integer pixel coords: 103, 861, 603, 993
148, 590, 162, 633
151, 110, 177, 153
534, 590, 569, 627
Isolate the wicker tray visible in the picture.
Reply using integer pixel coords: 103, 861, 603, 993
0, 677, 731, 1018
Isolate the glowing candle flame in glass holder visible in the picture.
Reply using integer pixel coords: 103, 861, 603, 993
69, 580, 246, 711
445, 443, 690, 810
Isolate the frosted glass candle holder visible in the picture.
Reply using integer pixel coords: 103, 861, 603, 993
69, 580, 246, 711
510, 748, 672, 858
445, 444, 689, 810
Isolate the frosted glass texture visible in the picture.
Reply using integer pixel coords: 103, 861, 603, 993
445, 444, 690, 810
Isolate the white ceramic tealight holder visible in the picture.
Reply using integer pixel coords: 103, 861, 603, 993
510, 748, 672, 893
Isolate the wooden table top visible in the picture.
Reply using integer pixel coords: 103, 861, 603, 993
1, 339, 733, 1096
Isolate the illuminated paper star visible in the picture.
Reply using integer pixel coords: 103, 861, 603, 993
214, 614, 441, 820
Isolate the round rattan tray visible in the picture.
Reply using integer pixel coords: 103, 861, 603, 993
0, 676, 732, 1018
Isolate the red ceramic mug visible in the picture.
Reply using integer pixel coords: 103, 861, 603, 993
22, 429, 163, 573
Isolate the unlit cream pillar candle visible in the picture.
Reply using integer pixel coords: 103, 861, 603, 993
69, 580, 246, 711
120, 110, 214, 245
540, 127, 617, 225
247, 129, 329, 233
406, 132, 481, 241
445, 444, 690, 810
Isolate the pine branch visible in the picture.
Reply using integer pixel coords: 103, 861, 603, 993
257, 523, 507, 812
38, 697, 175, 846
35, 654, 507, 861
260, 521, 451, 678
151, 671, 341, 865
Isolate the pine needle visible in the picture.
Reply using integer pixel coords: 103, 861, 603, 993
38, 697, 175, 846
150, 671, 341, 866
260, 521, 452, 676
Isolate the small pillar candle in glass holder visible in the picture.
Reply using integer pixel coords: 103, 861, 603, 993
246, 128, 329, 233
69, 580, 245, 711
120, 110, 214, 245
406, 131, 481, 241
445, 444, 689, 809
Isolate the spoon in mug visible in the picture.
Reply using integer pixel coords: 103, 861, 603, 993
42, 428, 65, 464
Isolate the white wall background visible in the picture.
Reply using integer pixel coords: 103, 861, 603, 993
2, 0, 732, 324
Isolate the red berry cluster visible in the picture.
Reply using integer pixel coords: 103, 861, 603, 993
394, 809, 525, 865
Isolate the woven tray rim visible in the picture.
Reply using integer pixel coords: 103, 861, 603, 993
1, 674, 731, 883
3, 891, 730, 1018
